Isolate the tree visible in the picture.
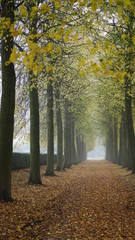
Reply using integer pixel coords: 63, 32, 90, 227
28, 2, 42, 184
29, 72, 41, 184
55, 86, 63, 171
118, 110, 128, 168
45, 79, 55, 176
0, 0, 16, 201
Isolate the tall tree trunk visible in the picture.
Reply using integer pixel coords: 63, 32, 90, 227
124, 11, 135, 172
68, 117, 72, 167
29, 73, 41, 184
45, 81, 54, 176
106, 134, 111, 161
119, 110, 128, 168
27, 4, 41, 184
71, 120, 77, 164
76, 130, 81, 163
106, 126, 114, 162
113, 119, 118, 164
64, 104, 70, 168
0, 0, 15, 201
55, 88, 63, 171
81, 136, 86, 161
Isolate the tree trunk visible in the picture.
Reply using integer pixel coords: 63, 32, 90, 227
82, 136, 86, 161
76, 130, 81, 163
29, 73, 41, 184
45, 81, 55, 176
68, 118, 72, 167
64, 105, 71, 168
106, 126, 114, 162
113, 119, 118, 164
106, 134, 111, 161
71, 120, 77, 164
119, 110, 128, 168
0, 0, 15, 201
55, 88, 63, 171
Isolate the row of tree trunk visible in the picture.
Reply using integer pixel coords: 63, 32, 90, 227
0, 3, 86, 201
0, 1, 87, 201
46, 81, 87, 175
106, 87, 135, 172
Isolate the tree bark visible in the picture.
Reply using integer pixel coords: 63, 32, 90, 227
0, 0, 15, 201
29, 73, 41, 184
106, 126, 114, 162
119, 110, 128, 168
113, 119, 118, 164
71, 120, 77, 164
124, 11, 135, 172
45, 81, 55, 176
64, 104, 71, 168
55, 88, 63, 171
76, 130, 82, 163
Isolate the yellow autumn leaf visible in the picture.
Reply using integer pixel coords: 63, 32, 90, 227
123, 0, 131, 7
90, 48, 97, 55
78, 57, 86, 68
30, 6, 38, 17
79, 70, 85, 77
73, 35, 78, 44
56, 47, 60, 54
54, 32, 63, 41
100, 61, 106, 70
98, 0, 103, 5
5, 60, 10, 66
40, 3, 50, 13
64, 35, 69, 43
125, 15, 129, 22
10, 47, 20, 63
55, 1, 62, 10
104, 40, 110, 49
118, 6, 122, 17
20, 5, 27, 17
70, 0, 77, 3
87, 68, 91, 73
23, 55, 28, 66
46, 65, 51, 73
87, 39, 92, 45
79, 2, 86, 7
91, 63, 99, 72
91, 2, 97, 12
33, 66, 38, 77
109, 0, 113, 5
132, 36, 135, 45
47, 42, 54, 52
121, 33, 126, 39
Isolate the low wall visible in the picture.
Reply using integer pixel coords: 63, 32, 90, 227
12, 153, 57, 170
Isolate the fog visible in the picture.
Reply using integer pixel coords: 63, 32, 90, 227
87, 144, 106, 160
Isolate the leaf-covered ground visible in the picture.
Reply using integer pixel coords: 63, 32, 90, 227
0, 160, 135, 239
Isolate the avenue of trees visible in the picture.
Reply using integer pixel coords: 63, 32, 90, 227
0, 0, 135, 201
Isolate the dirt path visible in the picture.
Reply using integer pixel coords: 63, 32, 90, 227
0, 161, 135, 239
